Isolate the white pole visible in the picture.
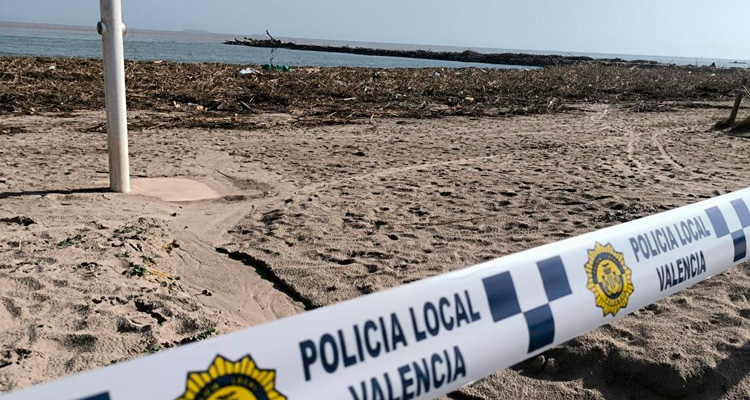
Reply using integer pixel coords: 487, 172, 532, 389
98, 0, 130, 193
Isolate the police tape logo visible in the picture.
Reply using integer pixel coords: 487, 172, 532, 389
584, 243, 634, 316
176, 355, 286, 400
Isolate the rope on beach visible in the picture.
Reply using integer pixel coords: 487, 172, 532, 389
4, 188, 750, 400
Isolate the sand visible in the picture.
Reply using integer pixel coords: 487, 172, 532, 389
2, 105, 750, 398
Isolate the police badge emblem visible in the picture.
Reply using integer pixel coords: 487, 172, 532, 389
584, 243, 634, 316
176, 355, 286, 400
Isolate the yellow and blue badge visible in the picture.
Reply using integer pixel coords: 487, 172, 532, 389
584, 243, 634, 316
176, 355, 286, 400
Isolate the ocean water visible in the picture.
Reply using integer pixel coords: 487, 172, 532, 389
0, 22, 528, 69
1, 21, 748, 69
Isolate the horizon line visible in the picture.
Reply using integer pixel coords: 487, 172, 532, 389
1, 19, 748, 63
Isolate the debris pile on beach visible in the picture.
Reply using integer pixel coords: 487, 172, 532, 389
0, 57, 746, 130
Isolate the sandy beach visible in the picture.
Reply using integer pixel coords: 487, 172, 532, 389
2, 57, 750, 398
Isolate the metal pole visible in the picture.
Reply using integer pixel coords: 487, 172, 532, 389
98, 0, 130, 193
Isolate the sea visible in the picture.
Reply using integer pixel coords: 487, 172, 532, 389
1, 21, 748, 69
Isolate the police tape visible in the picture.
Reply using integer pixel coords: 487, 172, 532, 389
4, 188, 750, 400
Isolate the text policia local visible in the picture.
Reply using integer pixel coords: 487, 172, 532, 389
299, 290, 481, 399
628, 215, 711, 292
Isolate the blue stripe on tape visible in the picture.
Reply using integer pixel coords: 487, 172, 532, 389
524, 304, 555, 352
705, 206, 730, 238
483, 257, 573, 354
537, 256, 572, 302
731, 199, 750, 228
482, 271, 521, 322
75, 393, 110, 400
732, 230, 747, 262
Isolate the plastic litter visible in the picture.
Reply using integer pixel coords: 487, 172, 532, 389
262, 63, 291, 72
239, 67, 260, 75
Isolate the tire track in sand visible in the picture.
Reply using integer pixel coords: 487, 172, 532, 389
651, 132, 686, 170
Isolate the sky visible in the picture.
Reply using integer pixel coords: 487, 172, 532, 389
1, 0, 749, 60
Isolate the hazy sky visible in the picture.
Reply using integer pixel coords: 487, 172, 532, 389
2, 0, 749, 60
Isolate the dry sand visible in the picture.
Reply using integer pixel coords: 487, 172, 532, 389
2, 105, 750, 399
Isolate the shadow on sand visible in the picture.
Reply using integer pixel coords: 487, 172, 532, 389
511, 339, 750, 399
0, 187, 110, 199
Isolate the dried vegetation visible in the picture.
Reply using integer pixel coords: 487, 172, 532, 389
0, 56, 747, 129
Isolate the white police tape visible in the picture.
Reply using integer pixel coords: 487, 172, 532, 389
4, 188, 750, 400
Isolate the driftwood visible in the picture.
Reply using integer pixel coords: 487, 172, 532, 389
728, 77, 748, 125
3, 56, 744, 131
265, 30, 280, 45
